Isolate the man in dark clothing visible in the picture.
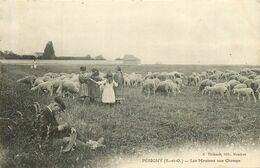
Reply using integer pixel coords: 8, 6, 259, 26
36, 97, 105, 150
37, 96, 69, 140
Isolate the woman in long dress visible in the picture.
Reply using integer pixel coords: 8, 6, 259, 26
97, 72, 118, 105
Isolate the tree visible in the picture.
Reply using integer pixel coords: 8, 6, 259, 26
115, 57, 122, 60
94, 55, 106, 60
85, 55, 94, 60
43, 41, 56, 59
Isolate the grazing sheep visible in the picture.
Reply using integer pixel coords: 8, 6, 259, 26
199, 79, 215, 93
209, 74, 219, 81
172, 78, 184, 89
237, 76, 249, 83
233, 88, 256, 103
34, 77, 45, 86
203, 86, 230, 99
255, 75, 260, 80
248, 74, 257, 79
214, 82, 231, 91
31, 81, 54, 96
251, 80, 260, 99
243, 79, 253, 88
156, 80, 180, 96
233, 83, 247, 90
56, 80, 79, 99
142, 78, 160, 96
17, 75, 37, 88
188, 74, 200, 86
123, 76, 131, 88
229, 74, 240, 80
227, 80, 240, 90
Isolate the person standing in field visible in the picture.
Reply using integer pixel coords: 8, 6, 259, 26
79, 66, 89, 101
96, 72, 118, 105
87, 68, 102, 102
113, 66, 124, 103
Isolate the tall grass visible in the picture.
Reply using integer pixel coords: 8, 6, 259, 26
1, 64, 260, 168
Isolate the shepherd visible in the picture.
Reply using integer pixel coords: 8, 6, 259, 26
34, 97, 105, 152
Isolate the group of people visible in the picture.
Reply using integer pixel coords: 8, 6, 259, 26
79, 66, 124, 105
32, 66, 125, 151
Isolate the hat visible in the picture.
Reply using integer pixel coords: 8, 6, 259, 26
116, 66, 121, 71
80, 66, 86, 71
54, 97, 66, 111
92, 68, 98, 73
106, 72, 113, 78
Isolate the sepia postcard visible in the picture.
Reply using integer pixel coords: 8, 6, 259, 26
0, 0, 260, 168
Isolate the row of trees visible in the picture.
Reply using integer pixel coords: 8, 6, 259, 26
0, 41, 109, 60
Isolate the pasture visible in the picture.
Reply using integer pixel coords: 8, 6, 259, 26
1, 63, 260, 168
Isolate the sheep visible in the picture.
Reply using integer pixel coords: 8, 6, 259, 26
233, 83, 247, 90
142, 78, 160, 96
203, 86, 230, 99
243, 79, 253, 88
34, 77, 44, 85
233, 88, 256, 103
56, 80, 79, 99
199, 79, 215, 94
17, 75, 37, 88
209, 74, 219, 81
188, 74, 200, 86
229, 74, 240, 80
214, 82, 231, 91
31, 81, 54, 96
255, 75, 260, 80
251, 80, 260, 99
248, 74, 257, 79
237, 76, 249, 83
128, 73, 143, 87
156, 80, 180, 96
227, 80, 240, 90
123, 76, 131, 88
172, 78, 184, 89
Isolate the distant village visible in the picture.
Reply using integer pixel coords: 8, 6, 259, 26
0, 41, 141, 65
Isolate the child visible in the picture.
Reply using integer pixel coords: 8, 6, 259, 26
96, 72, 118, 105
79, 66, 89, 101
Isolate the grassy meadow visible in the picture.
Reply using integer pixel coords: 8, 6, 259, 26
1, 63, 260, 168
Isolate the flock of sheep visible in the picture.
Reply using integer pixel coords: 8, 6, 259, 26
16, 67, 260, 103
188, 68, 260, 103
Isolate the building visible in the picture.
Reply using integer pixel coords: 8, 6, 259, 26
123, 54, 141, 65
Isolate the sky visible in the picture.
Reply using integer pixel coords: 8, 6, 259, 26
0, 0, 260, 64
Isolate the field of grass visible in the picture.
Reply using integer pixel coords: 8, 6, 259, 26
1, 63, 260, 168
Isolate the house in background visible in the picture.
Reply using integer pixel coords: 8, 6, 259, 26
123, 54, 141, 65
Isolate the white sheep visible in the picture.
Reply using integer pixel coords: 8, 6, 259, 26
233, 83, 247, 90
142, 78, 160, 96
203, 86, 230, 99
233, 88, 256, 103
31, 81, 54, 96
214, 82, 231, 91
227, 80, 240, 90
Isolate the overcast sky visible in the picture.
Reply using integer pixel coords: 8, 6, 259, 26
0, 0, 259, 64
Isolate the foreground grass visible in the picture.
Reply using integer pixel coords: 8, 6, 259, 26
1, 64, 260, 168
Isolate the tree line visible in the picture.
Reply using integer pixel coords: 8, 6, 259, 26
0, 41, 108, 60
